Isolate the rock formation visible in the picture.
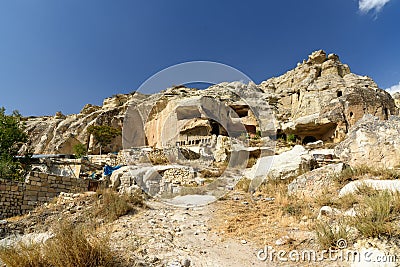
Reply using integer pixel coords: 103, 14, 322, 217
335, 114, 400, 169
247, 145, 317, 191
22, 50, 398, 156
287, 163, 345, 197
339, 179, 400, 197
21, 93, 145, 155
260, 50, 397, 143
122, 82, 271, 150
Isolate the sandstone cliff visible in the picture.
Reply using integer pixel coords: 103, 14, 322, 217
22, 93, 148, 155
260, 50, 398, 143
23, 50, 398, 155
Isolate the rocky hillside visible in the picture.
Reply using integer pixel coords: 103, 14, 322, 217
23, 50, 398, 155
260, 50, 397, 142
21, 93, 147, 155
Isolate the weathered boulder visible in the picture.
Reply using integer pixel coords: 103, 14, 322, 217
288, 163, 345, 196
339, 179, 400, 197
247, 145, 316, 191
335, 115, 400, 169
109, 166, 131, 190
108, 164, 196, 197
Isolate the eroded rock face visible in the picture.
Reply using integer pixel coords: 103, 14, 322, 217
21, 93, 146, 155
123, 83, 273, 150
334, 114, 400, 169
260, 50, 398, 143
24, 50, 398, 155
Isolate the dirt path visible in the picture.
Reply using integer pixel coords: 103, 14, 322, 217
110, 199, 268, 267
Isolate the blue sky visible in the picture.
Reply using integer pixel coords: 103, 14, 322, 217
0, 0, 399, 116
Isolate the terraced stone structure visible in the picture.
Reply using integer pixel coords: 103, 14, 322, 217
0, 172, 90, 219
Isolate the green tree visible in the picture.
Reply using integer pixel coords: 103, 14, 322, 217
0, 107, 28, 180
73, 142, 87, 158
87, 125, 121, 155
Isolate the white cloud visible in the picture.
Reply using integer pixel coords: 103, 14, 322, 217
385, 82, 400, 95
359, 0, 391, 13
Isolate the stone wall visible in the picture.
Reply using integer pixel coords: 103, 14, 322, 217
0, 172, 90, 219
87, 154, 119, 166
0, 179, 24, 219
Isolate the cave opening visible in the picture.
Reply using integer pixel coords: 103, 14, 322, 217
210, 120, 227, 136
276, 129, 286, 141
302, 136, 317, 145
245, 125, 257, 135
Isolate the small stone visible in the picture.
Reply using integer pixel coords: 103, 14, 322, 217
182, 258, 191, 267
241, 239, 247, 244
167, 261, 182, 267
264, 197, 275, 202
149, 256, 159, 263
275, 236, 294, 246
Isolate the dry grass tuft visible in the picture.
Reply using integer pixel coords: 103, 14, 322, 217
0, 222, 116, 267
314, 187, 400, 249
0, 188, 147, 267
213, 179, 316, 247
335, 165, 400, 187
315, 219, 350, 249
92, 188, 145, 222
44, 222, 115, 267
0, 242, 46, 267
235, 178, 251, 192
350, 190, 400, 238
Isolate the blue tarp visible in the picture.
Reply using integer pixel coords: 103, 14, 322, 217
103, 165, 122, 176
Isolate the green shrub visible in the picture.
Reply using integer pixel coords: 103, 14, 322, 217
87, 125, 121, 155
286, 133, 296, 143
0, 108, 29, 180
73, 143, 87, 158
